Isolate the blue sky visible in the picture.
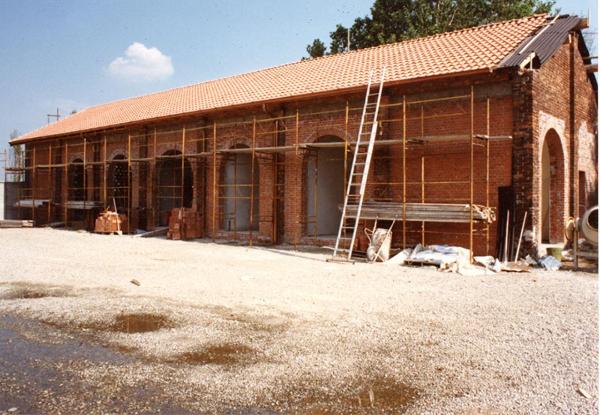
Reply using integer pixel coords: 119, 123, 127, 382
0, 0, 596, 151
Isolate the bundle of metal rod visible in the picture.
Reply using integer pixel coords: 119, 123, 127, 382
344, 202, 496, 223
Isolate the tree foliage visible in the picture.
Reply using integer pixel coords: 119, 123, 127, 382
306, 0, 555, 58
306, 39, 327, 59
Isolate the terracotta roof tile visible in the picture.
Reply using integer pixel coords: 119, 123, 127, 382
15, 14, 548, 143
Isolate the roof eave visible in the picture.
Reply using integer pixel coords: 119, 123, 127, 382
11, 67, 493, 146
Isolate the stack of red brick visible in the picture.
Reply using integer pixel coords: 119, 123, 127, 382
167, 208, 203, 240
94, 210, 127, 234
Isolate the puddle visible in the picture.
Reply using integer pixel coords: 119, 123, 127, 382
0, 314, 194, 414
272, 377, 420, 414
175, 344, 254, 365
110, 313, 173, 333
0, 287, 70, 300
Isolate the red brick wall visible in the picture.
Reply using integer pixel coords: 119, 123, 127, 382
22, 39, 596, 257
529, 35, 598, 244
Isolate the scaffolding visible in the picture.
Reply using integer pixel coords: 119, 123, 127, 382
4, 84, 503, 256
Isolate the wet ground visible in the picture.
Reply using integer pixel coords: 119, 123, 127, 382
0, 229, 596, 414
0, 312, 419, 414
0, 314, 196, 414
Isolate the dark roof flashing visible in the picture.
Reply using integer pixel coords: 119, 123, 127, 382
499, 15, 581, 69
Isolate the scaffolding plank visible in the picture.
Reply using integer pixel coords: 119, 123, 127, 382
343, 202, 496, 223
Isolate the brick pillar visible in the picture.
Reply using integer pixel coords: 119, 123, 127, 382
511, 71, 535, 241
284, 151, 303, 245
258, 157, 274, 240
130, 163, 139, 231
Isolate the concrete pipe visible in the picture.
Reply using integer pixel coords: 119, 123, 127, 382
580, 206, 598, 246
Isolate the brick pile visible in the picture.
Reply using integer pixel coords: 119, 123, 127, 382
94, 210, 127, 234
167, 208, 203, 240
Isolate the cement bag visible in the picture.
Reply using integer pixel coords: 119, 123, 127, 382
366, 228, 392, 262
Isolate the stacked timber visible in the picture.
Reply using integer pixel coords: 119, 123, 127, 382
344, 202, 496, 223
94, 209, 127, 234
167, 208, 203, 240
0, 219, 34, 228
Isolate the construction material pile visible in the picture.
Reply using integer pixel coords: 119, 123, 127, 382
0, 219, 34, 228
345, 202, 496, 223
387, 244, 532, 275
94, 209, 127, 234
167, 208, 203, 240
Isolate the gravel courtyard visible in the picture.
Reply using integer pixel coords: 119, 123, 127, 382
0, 228, 597, 414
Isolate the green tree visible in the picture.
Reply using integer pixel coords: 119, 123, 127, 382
305, 0, 555, 58
306, 38, 328, 58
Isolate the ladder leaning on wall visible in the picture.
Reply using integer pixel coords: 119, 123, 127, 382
332, 66, 386, 261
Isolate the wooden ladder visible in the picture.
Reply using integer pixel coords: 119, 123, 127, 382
332, 66, 386, 261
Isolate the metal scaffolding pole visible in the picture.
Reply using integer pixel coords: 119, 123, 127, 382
181, 126, 186, 210
212, 121, 217, 240
486, 97, 490, 256
32, 145, 36, 223
402, 95, 407, 248
469, 85, 475, 263
249, 117, 256, 247
127, 133, 131, 234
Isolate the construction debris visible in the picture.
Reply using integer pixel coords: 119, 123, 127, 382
365, 225, 393, 262
344, 202, 496, 223
167, 208, 203, 241
94, 209, 127, 235
405, 244, 471, 271
577, 387, 591, 399
500, 261, 531, 273
539, 255, 561, 271
387, 248, 412, 265
134, 227, 169, 238
0, 219, 34, 228
474, 256, 502, 272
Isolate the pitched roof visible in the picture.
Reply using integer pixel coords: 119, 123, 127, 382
14, 13, 550, 144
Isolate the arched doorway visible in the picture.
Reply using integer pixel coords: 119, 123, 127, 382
68, 158, 84, 201
222, 145, 259, 232
541, 129, 565, 243
306, 136, 346, 237
108, 154, 128, 212
157, 150, 193, 226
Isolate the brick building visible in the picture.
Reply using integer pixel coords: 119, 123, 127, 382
8, 14, 597, 258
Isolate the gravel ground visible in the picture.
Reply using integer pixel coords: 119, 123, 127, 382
0, 227, 597, 414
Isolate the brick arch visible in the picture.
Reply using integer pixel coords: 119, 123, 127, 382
540, 128, 566, 243
67, 153, 84, 164
304, 127, 352, 145
108, 149, 126, 161
156, 143, 181, 158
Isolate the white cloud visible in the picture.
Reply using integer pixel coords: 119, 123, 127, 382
108, 42, 174, 82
